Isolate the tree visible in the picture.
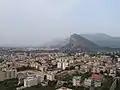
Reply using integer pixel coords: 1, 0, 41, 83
100, 71, 104, 75
0, 58, 4, 63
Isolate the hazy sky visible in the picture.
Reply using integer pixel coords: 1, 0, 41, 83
0, 0, 120, 46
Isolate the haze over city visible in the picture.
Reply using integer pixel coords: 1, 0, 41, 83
1, 1, 120, 90
0, 0, 120, 46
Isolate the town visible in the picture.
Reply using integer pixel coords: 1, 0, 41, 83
1, 0, 120, 90
0, 48, 120, 90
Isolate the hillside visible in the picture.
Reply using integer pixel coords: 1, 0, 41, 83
81, 33, 120, 48
60, 34, 100, 53
41, 33, 120, 53
42, 33, 120, 49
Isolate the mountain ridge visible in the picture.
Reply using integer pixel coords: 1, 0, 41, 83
42, 33, 120, 49
81, 33, 120, 48
60, 34, 100, 53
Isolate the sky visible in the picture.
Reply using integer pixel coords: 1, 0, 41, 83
0, 0, 120, 46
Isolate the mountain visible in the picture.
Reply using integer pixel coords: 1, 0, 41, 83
60, 34, 100, 52
41, 33, 120, 52
81, 33, 112, 41
81, 33, 120, 48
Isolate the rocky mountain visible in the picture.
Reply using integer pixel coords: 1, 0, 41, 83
81, 33, 120, 48
60, 34, 120, 53
41, 33, 120, 52
60, 34, 100, 52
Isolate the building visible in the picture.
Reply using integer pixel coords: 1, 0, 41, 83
24, 77, 38, 88
39, 66, 47, 72
94, 80, 102, 87
35, 75, 44, 83
84, 78, 102, 88
55, 71, 68, 80
91, 74, 103, 80
57, 62, 62, 69
84, 78, 92, 87
0, 69, 17, 81
17, 73, 28, 85
0, 71, 6, 81
109, 69, 116, 77
46, 73, 55, 81
73, 76, 81, 86
56, 87, 73, 90
57, 62, 68, 70
5, 69, 17, 80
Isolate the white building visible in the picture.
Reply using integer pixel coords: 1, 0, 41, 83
84, 78, 102, 87
94, 80, 102, 87
118, 58, 120, 62
0, 69, 17, 81
63, 62, 68, 70
57, 62, 68, 70
57, 62, 62, 69
109, 69, 116, 77
5, 69, 17, 80
39, 66, 47, 72
35, 75, 44, 83
0, 71, 6, 81
73, 76, 81, 86
84, 78, 92, 87
56, 87, 73, 90
24, 77, 38, 88
46, 73, 55, 81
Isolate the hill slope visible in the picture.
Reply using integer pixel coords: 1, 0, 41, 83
41, 33, 120, 52
81, 33, 120, 48
60, 34, 100, 52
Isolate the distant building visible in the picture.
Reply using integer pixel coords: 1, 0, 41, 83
57, 62, 62, 69
0, 71, 6, 81
84, 78, 102, 88
46, 73, 55, 81
55, 71, 68, 80
57, 62, 68, 70
56, 87, 73, 90
84, 78, 92, 87
94, 80, 102, 87
72, 76, 81, 86
84, 74, 103, 88
35, 75, 44, 83
39, 66, 47, 72
91, 74, 103, 80
118, 58, 120, 62
24, 77, 38, 88
0, 69, 17, 81
5, 69, 17, 79
109, 69, 116, 77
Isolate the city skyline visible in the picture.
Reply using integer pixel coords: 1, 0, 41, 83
0, 0, 120, 46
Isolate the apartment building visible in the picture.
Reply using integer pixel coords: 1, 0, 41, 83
5, 69, 17, 79
73, 76, 81, 86
57, 62, 68, 70
24, 77, 38, 88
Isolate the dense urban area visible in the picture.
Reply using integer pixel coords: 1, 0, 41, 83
1, 0, 120, 90
0, 47, 120, 90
